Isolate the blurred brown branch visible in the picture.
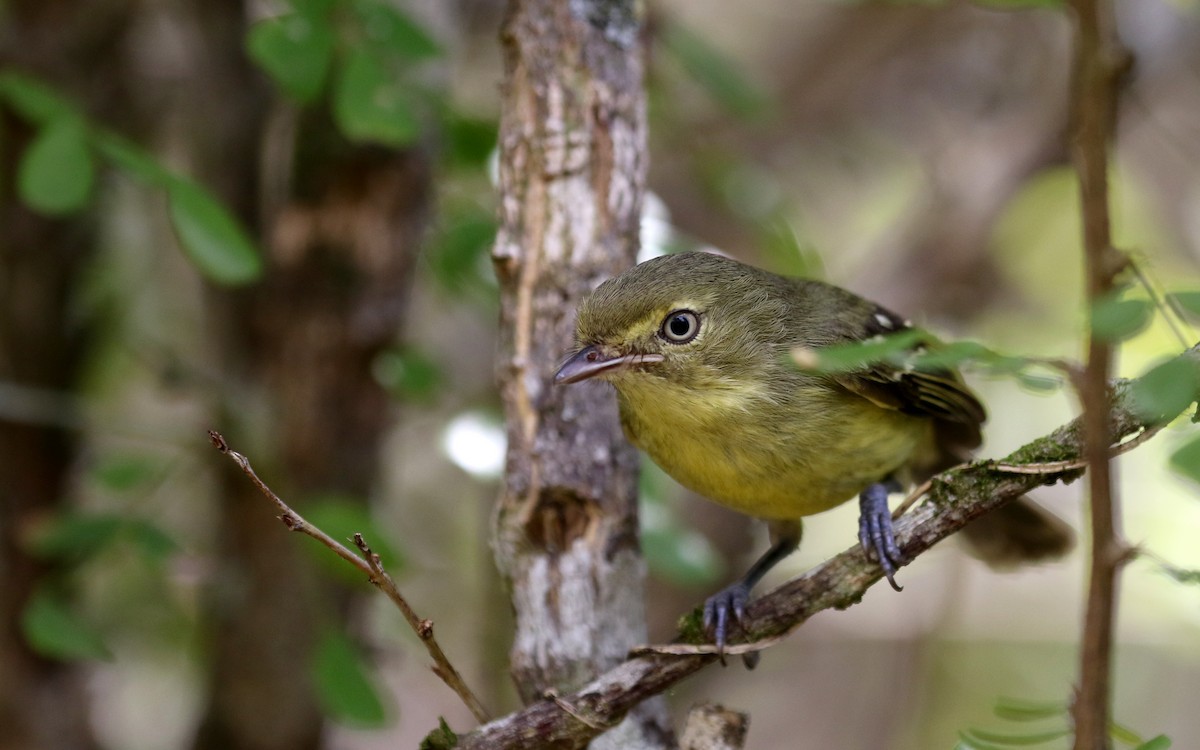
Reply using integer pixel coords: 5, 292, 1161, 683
206, 430, 491, 725
440, 348, 1195, 749
1067, 0, 1134, 744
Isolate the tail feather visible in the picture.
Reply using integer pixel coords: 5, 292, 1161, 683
958, 497, 1074, 569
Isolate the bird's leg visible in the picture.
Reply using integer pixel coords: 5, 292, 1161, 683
858, 478, 905, 591
703, 519, 801, 664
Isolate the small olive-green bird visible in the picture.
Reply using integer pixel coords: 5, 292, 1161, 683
555, 251, 1071, 653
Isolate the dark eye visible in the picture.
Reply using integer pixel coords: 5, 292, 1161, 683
660, 310, 700, 343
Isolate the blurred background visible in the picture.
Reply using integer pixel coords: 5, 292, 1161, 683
2, 0, 1199, 748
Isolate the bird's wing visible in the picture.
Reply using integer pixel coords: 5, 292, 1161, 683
827, 304, 985, 452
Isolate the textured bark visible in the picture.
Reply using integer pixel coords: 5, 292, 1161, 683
0, 3, 138, 748
491, 0, 671, 747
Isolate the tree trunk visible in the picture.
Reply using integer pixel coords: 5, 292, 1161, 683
491, 1, 672, 747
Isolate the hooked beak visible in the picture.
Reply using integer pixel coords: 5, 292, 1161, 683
554, 345, 664, 385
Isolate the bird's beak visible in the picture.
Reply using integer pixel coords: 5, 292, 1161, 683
554, 345, 663, 385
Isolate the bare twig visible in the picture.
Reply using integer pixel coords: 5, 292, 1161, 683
1067, 0, 1132, 743
207, 430, 491, 724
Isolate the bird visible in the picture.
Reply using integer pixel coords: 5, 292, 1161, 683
554, 251, 1072, 656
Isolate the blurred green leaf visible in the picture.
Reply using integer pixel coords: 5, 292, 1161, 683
311, 628, 389, 726
444, 113, 497, 168
1090, 295, 1153, 342
1110, 721, 1145, 746
373, 347, 443, 402
91, 131, 173, 184
303, 497, 403, 584
28, 513, 124, 563
21, 589, 112, 661
1157, 560, 1200, 586
963, 726, 1070, 745
912, 341, 995, 371
1016, 372, 1063, 393
0, 69, 77, 123
167, 178, 263, 285
1134, 735, 1172, 750
792, 329, 927, 373
992, 697, 1066, 722
663, 25, 770, 120
91, 454, 160, 491
125, 519, 179, 561
955, 733, 1018, 750
1167, 291, 1200, 323
17, 117, 94, 215
247, 12, 334, 103
333, 49, 420, 147
352, 0, 441, 60
643, 526, 723, 587
1130, 357, 1200, 423
1168, 433, 1200, 486
428, 207, 496, 294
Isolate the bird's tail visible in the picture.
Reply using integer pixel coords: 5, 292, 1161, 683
957, 497, 1074, 569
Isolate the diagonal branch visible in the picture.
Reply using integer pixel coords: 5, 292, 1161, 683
440, 348, 1195, 750
207, 430, 491, 725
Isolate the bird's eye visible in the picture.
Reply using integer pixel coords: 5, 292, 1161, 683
660, 310, 700, 343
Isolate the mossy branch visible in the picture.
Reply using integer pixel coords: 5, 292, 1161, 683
436, 345, 1196, 750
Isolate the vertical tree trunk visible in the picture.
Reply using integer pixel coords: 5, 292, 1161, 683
0, 3, 138, 747
491, 1, 671, 746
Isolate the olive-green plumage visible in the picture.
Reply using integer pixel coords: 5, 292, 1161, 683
565, 251, 982, 520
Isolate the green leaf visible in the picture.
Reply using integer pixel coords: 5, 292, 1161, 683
91, 454, 161, 491
310, 628, 389, 727
428, 207, 496, 294
333, 49, 421, 147
303, 497, 403, 584
1167, 291, 1200, 323
1016, 372, 1063, 393
125, 519, 179, 561
663, 25, 770, 120
992, 697, 1066, 722
167, 178, 263, 285
27, 513, 124, 563
955, 732, 1019, 750
792, 329, 927, 373
912, 341, 994, 371
373, 347, 443, 402
1168, 433, 1200, 486
420, 717, 458, 750
91, 131, 173, 184
17, 117, 94, 215
0, 70, 77, 124
246, 13, 334, 103
1130, 357, 1200, 423
1134, 735, 1172, 750
963, 726, 1071, 745
21, 589, 112, 661
643, 525, 723, 587
351, 0, 441, 60
1109, 720, 1145, 746
1157, 560, 1200, 586
444, 112, 497, 168
1090, 295, 1153, 342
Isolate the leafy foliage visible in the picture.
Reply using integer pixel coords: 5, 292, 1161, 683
21, 588, 112, 662
0, 69, 264, 286
956, 696, 1171, 749
310, 627, 390, 727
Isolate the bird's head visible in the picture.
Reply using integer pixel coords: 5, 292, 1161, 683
554, 252, 794, 391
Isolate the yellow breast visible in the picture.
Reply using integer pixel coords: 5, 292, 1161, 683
615, 376, 928, 520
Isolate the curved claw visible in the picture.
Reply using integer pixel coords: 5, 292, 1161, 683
702, 582, 751, 665
858, 482, 905, 591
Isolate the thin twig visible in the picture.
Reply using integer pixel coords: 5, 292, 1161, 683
207, 430, 492, 724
